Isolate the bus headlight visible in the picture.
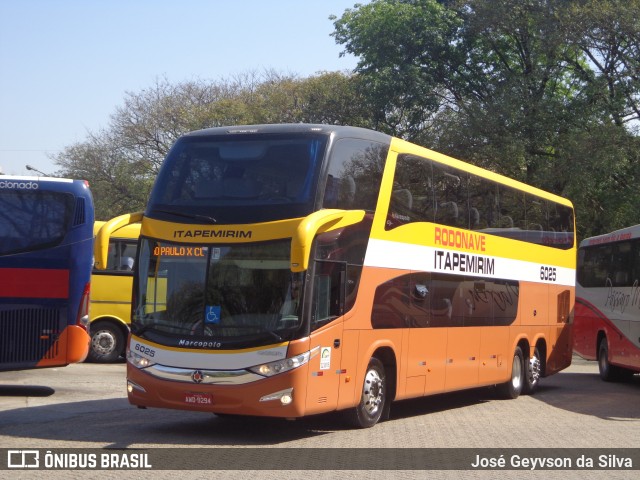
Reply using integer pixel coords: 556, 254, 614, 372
260, 388, 293, 404
249, 347, 319, 377
127, 350, 155, 369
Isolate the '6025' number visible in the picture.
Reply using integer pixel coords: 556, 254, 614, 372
540, 266, 557, 282
134, 343, 155, 358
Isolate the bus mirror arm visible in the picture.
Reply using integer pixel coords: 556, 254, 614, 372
290, 209, 365, 273
94, 212, 144, 270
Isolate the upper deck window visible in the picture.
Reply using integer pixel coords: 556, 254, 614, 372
147, 134, 327, 224
386, 154, 574, 250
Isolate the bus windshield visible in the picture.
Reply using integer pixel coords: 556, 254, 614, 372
134, 238, 305, 348
147, 134, 328, 224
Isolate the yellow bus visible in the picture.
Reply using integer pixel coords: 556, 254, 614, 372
88, 221, 140, 362
95, 124, 575, 427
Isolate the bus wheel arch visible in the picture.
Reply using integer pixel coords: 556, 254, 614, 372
346, 347, 396, 428
88, 318, 128, 363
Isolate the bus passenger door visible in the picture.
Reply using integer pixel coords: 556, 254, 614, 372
305, 261, 345, 415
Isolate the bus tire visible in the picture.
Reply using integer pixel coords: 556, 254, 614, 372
597, 337, 626, 382
346, 357, 386, 428
500, 346, 524, 399
523, 346, 542, 394
88, 321, 125, 363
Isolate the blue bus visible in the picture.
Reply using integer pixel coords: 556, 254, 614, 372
0, 176, 94, 371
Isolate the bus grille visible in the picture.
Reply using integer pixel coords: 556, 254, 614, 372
0, 307, 64, 367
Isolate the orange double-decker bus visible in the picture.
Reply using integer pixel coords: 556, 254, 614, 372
95, 124, 575, 427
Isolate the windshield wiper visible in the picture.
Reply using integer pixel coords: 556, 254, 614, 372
153, 208, 217, 223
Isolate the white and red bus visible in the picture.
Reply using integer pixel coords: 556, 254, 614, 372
575, 225, 640, 380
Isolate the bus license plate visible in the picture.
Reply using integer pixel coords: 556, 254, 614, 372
184, 392, 212, 405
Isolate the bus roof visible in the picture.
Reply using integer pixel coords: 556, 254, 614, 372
579, 224, 640, 248
183, 123, 392, 143
0, 175, 90, 190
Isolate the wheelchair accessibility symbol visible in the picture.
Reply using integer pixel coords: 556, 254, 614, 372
205, 306, 221, 324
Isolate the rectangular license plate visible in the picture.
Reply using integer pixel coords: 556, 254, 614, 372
184, 392, 212, 405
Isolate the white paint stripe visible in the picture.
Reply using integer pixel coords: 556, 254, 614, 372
364, 239, 575, 286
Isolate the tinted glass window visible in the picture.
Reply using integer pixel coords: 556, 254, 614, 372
371, 272, 519, 329
387, 154, 574, 249
147, 134, 327, 224
0, 190, 73, 255
322, 138, 388, 212
578, 240, 640, 288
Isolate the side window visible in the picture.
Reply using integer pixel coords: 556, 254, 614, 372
310, 260, 346, 330
433, 163, 468, 229
371, 272, 518, 329
385, 153, 574, 249
322, 138, 387, 212
578, 245, 611, 287
610, 242, 633, 287
468, 176, 497, 229
547, 202, 575, 249
102, 239, 138, 273
495, 185, 524, 230
386, 154, 435, 230
310, 221, 372, 331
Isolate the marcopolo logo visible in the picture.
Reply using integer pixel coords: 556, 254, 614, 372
0, 180, 39, 190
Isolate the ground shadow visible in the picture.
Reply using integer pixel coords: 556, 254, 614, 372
533, 370, 640, 420
0, 385, 55, 397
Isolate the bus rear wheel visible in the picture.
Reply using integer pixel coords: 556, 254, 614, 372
597, 337, 620, 381
523, 346, 542, 394
500, 347, 524, 399
346, 357, 386, 428
597, 337, 633, 382
88, 321, 125, 363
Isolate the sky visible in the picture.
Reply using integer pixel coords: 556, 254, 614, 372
0, 0, 366, 176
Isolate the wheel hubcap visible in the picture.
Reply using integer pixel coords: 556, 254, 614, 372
362, 369, 383, 416
92, 331, 115, 355
528, 355, 541, 384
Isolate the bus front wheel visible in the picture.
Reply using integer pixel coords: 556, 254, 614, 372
346, 357, 386, 428
500, 346, 524, 399
88, 321, 125, 363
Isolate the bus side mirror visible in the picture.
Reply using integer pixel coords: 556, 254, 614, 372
290, 209, 365, 273
94, 212, 144, 270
